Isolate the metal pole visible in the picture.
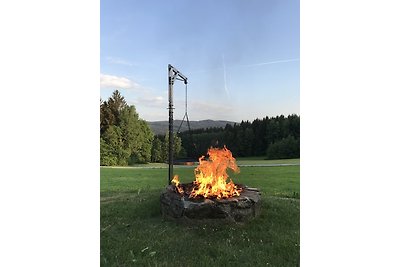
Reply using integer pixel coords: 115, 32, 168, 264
167, 64, 187, 185
168, 65, 174, 185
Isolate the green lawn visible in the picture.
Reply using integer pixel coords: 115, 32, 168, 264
236, 158, 300, 166
101, 162, 300, 266
103, 158, 300, 169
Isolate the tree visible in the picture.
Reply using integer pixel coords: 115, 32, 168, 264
251, 118, 266, 156
100, 100, 114, 134
151, 137, 163, 162
101, 125, 130, 165
266, 135, 300, 159
287, 114, 300, 139
118, 105, 153, 164
243, 128, 255, 156
131, 119, 153, 163
107, 90, 128, 126
162, 132, 183, 161
100, 137, 117, 166
100, 90, 154, 165
119, 105, 140, 153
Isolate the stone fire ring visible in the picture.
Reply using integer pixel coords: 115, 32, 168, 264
160, 184, 261, 223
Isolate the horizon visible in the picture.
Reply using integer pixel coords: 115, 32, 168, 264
145, 114, 300, 123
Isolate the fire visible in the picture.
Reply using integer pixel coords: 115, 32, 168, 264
171, 175, 184, 194
172, 146, 242, 199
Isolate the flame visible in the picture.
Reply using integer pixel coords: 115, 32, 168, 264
171, 175, 184, 194
190, 146, 241, 199
172, 146, 241, 199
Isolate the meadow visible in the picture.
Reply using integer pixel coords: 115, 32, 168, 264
101, 159, 300, 266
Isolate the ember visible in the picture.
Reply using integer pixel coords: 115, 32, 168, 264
171, 146, 242, 199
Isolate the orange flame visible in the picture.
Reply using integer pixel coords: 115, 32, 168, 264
190, 146, 241, 199
171, 175, 184, 194
172, 146, 241, 199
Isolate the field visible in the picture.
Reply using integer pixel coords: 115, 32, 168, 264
101, 159, 300, 266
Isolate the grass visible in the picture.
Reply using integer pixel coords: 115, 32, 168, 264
104, 158, 300, 169
236, 157, 300, 166
101, 161, 300, 266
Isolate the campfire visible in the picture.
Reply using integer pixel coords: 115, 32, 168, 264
160, 146, 261, 223
162, 66, 260, 223
171, 146, 242, 199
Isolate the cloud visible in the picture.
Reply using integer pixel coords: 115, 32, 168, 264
100, 73, 139, 89
128, 95, 167, 121
137, 95, 165, 108
106, 57, 134, 67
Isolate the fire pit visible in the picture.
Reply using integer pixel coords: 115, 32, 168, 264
160, 146, 262, 223
160, 184, 261, 223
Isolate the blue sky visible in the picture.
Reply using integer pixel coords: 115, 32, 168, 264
101, 0, 299, 122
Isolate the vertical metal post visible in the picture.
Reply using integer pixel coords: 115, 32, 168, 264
168, 65, 174, 185
167, 64, 187, 185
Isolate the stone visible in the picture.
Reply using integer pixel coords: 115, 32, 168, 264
160, 183, 261, 223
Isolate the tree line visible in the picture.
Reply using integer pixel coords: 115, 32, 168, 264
100, 90, 300, 166
178, 114, 300, 160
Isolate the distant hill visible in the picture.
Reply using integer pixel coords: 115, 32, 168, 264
147, 120, 237, 135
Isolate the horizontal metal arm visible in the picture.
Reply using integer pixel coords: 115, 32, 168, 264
169, 64, 188, 84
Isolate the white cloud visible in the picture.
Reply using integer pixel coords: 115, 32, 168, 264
137, 95, 165, 107
100, 73, 139, 89
106, 57, 134, 67
128, 95, 167, 121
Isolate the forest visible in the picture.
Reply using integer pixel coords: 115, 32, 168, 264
100, 90, 300, 166
177, 113, 300, 160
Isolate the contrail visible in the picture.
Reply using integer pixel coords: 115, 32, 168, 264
242, 58, 299, 67
222, 54, 230, 98
186, 58, 299, 75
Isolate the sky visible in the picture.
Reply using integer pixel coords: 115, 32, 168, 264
100, 0, 299, 122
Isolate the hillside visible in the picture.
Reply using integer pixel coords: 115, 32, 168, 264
147, 120, 236, 135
